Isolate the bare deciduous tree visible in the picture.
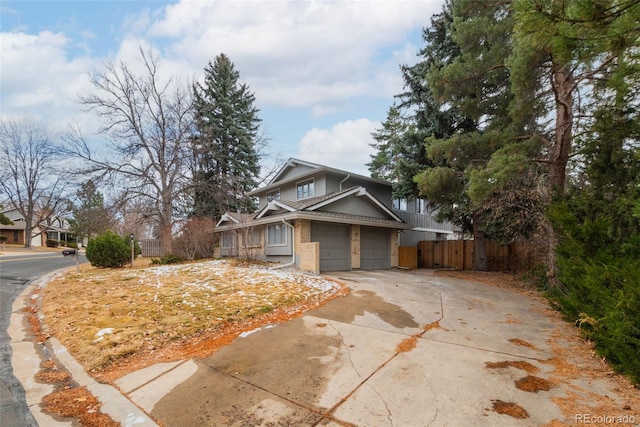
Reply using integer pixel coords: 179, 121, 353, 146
0, 117, 67, 247
173, 217, 218, 260
61, 47, 195, 254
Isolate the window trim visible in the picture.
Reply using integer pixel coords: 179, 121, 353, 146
296, 178, 315, 200
267, 223, 288, 247
393, 198, 407, 211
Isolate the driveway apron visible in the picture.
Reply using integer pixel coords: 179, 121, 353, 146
115, 270, 625, 426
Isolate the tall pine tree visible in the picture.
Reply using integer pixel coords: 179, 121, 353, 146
193, 54, 262, 219
368, 0, 474, 202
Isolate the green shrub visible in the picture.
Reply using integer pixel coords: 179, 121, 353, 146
86, 231, 134, 268
549, 201, 640, 385
46, 239, 59, 248
150, 254, 186, 265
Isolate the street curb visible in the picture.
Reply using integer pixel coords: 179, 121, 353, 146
9, 270, 158, 427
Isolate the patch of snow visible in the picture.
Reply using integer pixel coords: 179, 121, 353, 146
95, 328, 114, 337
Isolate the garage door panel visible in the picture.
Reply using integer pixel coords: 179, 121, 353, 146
311, 223, 350, 272
361, 227, 390, 270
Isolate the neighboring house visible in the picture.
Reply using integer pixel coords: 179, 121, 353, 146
214, 158, 456, 273
0, 207, 73, 247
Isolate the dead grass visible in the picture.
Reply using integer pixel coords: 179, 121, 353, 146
42, 259, 346, 376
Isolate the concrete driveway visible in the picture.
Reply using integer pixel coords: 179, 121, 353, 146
111, 269, 638, 426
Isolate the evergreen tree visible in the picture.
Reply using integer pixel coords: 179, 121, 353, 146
549, 78, 640, 383
417, 0, 521, 270
507, 0, 640, 279
69, 180, 113, 244
192, 54, 262, 219
368, 0, 474, 202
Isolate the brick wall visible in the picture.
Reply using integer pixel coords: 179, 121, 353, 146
391, 230, 399, 267
351, 225, 360, 269
299, 242, 319, 274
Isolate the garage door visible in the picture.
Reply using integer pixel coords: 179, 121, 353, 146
361, 227, 390, 270
311, 223, 350, 272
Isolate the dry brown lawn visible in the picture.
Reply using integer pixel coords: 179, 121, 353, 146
42, 258, 345, 376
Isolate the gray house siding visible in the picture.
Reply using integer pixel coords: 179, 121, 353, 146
276, 164, 317, 181
393, 209, 456, 246
258, 173, 328, 208
398, 229, 439, 246
317, 196, 387, 218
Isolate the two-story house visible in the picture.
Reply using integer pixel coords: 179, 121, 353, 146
214, 158, 456, 273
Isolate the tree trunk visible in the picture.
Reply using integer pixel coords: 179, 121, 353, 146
550, 63, 574, 197
472, 212, 488, 271
24, 218, 33, 248
159, 200, 173, 255
546, 62, 574, 284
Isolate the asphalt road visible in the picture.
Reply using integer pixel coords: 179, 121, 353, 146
0, 251, 85, 426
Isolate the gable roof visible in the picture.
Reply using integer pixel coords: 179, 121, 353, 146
248, 157, 390, 196
217, 185, 410, 231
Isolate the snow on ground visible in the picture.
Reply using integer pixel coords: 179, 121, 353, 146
122, 259, 342, 310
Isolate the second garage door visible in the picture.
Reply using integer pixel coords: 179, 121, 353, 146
360, 227, 390, 270
311, 223, 350, 272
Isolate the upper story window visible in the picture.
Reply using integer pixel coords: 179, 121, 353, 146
267, 189, 280, 202
297, 179, 314, 200
416, 198, 427, 214
393, 198, 407, 211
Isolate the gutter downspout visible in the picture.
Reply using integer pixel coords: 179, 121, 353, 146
339, 174, 350, 191
270, 218, 295, 269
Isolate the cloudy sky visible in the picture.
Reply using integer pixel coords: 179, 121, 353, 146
1, 0, 444, 176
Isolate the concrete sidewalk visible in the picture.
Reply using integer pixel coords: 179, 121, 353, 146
11, 269, 640, 426
8, 272, 157, 427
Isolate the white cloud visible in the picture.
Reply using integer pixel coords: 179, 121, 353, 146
0, 0, 444, 149
0, 31, 95, 131
297, 118, 379, 176
146, 0, 442, 114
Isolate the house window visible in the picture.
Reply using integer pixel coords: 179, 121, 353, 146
296, 179, 314, 199
246, 229, 261, 246
267, 189, 280, 202
221, 232, 235, 249
416, 198, 427, 214
13, 231, 19, 243
267, 224, 287, 246
393, 198, 407, 211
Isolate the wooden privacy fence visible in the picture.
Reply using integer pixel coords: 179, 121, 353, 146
413, 240, 512, 271
398, 240, 542, 272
